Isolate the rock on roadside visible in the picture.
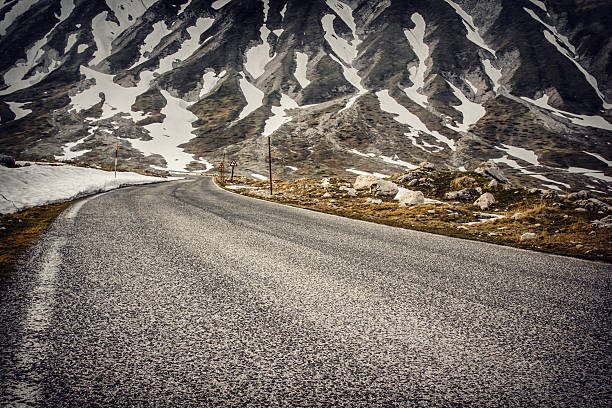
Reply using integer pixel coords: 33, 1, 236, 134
354, 175, 380, 191
394, 189, 425, 206
370, 180, 399, 197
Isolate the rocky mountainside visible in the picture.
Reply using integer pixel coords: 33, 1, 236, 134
0, 0, 611, 193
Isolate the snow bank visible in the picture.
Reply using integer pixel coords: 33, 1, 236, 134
0, 163, 178, 214
403, 13, 429, 107
444, 0, 495, 56
376, 90, 456, 151
522, 94, 612, 131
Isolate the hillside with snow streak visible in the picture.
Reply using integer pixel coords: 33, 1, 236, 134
0, 0, 610, 193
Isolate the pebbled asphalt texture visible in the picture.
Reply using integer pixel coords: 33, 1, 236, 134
1, 177, 610, 407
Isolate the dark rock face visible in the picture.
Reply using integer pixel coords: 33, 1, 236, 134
0, 0, 610, 192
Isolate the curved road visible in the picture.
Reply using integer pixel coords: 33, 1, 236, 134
1, 177, 610, 406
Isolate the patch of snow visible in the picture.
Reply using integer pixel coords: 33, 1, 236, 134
238, 72, 264, 120
326, 0, 357, 36
244, 25, 273, 79
329, 54, 367, 113
262, 0, 270, 22
524, 7, 610, 109
584, 152, 612, 167
521, 94, 612, 131
285, 166, 298, 171
542, 184, 561, 191
55, 136, 91, 161
458, 166, 467, 172
0, 0, 74, 96
0, 0, 37, 36
566, 167, 612, 183
77, 44, 89, 53
348, 149, 376, 158
280, 3, 287, 19
493, 155, 571, 188
69, 66, 151, 119
0, 163, 177, 214
90, 0, 154, 66
273, 29, 284, 37
294, 51, 311, 88
465, 79, 478, 94
263, 94, 299, 136
226, 185, 259, 190
156, 17, 214, 75
251, 173, 268, 180
321, 14, 357, 65
528, 0, 547, 12
379, 155, 418, 170
179, 0, 192, 14
444, 0, 496, 56
445, 81, 486, 132
496, 144, 540, 166
376, 90, 456, 151
65, 32, 78, 53
403, 13, 429, 107
482, 59, 502, 93
129, 90, 212, 172
212, 0, 232, 10
346, 169, 390, 178
131, 20, 170, 68
199, 69, 226, 98
5, 101, 32, 121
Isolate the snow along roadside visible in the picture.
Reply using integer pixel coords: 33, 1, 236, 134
0, 163, 182, 214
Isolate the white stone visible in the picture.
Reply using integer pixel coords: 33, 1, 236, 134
473, 192, 495, 210
395, 189, 425, 206
354, 175, 380, 190
370, 180, 399, 197
520, 232, 537, 241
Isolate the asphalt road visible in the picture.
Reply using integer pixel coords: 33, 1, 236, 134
1, 177, 610, 406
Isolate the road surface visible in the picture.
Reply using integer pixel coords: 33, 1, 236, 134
1, 177, 610, 406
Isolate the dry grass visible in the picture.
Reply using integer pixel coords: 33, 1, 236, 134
218, 173, 612, 263
0, 202, 71, 282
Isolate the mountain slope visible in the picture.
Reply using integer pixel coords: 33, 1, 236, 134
0, 0, 610, 193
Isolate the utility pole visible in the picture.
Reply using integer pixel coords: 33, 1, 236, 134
268, 136, 273, 195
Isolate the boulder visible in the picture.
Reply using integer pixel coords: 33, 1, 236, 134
474, 160, 510, 184
487, 179, 499, 189
520, 232, 537, 241
366, 198, 383, 204
445, 188, 474, 201
370, 180, 399, 197
323, 192, 332, 198
511, 212, 526, 221
473, 192, 495, 210
397, 170, 426, 183
419, 161, 435, 170
541, 189, 559, 200
568, 190, 591, 201
591, 215, 612, 229
345, 188, 357, 197
394, 189, 425, 206
576, 198, 612, 212
354, 175, 379, 191
0, 154, 15, 168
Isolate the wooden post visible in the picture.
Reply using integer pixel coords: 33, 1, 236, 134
114, 143, 118, 178
268, 136, 273, 195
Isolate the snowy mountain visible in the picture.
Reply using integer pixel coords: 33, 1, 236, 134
0, 0, 611, 192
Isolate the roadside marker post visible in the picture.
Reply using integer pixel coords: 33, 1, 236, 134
268, 137, 273, 195
230, 160, 237, 182
219, 161, 225, 183
114, 143, 118, 178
